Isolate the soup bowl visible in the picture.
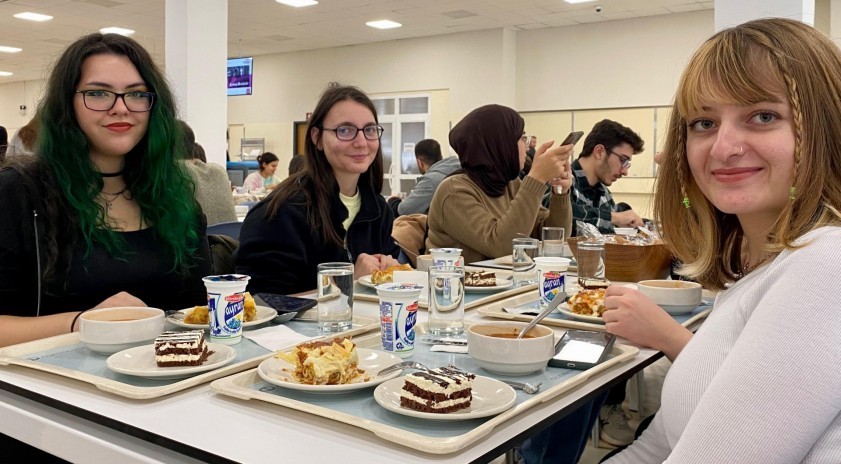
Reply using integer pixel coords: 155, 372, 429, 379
78, 307, 165, 355
467, 322, 555, 375
637, 279, 703, 315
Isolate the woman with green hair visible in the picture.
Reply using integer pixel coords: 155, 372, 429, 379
0, 33, 210, 347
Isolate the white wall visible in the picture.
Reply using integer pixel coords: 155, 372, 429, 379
0, 11, 714, 155
0, 80, 45, 135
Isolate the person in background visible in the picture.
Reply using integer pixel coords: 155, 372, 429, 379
242, 151, 280, 191
0, 125, 7, 163
520, 135, 538, 179
388, 138, 460, 216
236, 85, 400, 295
0, 32, 210, 348
288, 153, 305, 176
426, 104, 572, 264
604, 18, 841, 463
6, 117, 39, 158
570, 120, 645, 236
180, 121, 237, 225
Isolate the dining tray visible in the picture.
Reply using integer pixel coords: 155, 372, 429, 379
354, 278, 537, 311
477, 293, 713, 331
209, 328, 639, 455
0, 316, 378, 400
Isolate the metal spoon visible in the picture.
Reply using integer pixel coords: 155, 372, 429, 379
517, 292, 566, 339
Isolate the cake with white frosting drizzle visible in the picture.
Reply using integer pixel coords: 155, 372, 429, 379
400, 365, 475, 413
154, 330, 211, 367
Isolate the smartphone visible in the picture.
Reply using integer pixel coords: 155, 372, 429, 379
253, 293, 317, 314
548, 329, 616, 370
561, 131, 585, 146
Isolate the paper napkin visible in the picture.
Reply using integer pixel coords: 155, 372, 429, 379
243, 325, 315, 351
430, 344, 468, 354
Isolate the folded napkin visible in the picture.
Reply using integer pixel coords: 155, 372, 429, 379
430, 344, 468, 354
243, 325, 315, 351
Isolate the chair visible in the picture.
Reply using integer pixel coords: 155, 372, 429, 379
207, 221, 243, 240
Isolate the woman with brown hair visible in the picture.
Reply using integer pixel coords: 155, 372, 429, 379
235, 85, 399, 295
604, 18, 841, 462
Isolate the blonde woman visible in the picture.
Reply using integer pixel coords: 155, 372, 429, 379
604, 19, 841, 463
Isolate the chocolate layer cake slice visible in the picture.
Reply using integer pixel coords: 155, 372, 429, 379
154, 330, 211, 367
465, 271, 496, 287
400, 365, 475, 413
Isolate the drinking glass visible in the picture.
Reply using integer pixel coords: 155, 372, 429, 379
512, 237, 539, 285
576, 239, 606, 282
541, 227, 565, 257
316, 262, 354, 332
428, 265, 465, 336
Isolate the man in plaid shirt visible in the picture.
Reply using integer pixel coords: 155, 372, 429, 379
570, 119, 645, 236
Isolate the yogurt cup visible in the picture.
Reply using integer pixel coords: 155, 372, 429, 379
535, 257, 571, 308
375, 283, 423, 358
202, 274, 250, 345
429, 248, 462, 267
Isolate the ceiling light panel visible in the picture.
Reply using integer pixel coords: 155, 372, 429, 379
276, 0, 319, 6
14, 12, 54, 22
100, 27, 135, 36
366, 20, 402, 29
0, 46, 23, 53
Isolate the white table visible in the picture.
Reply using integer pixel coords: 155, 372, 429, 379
0, 298, 669, 464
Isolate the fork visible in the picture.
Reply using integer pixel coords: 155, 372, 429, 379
499, 380, 542, 394
376, 361, 431, 377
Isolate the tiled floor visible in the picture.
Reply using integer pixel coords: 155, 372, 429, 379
490, 356, 672, 464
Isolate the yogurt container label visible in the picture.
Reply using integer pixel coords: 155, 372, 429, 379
534, 257, 571, 308
203, 274, 250, 345
376, 283, 422, 358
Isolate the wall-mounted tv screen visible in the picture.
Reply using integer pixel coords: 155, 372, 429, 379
227, 57, 253, 96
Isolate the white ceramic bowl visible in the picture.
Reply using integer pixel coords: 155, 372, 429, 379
78, 307, 165, 355
467, 322, 555, 375
637, 280, 702, 315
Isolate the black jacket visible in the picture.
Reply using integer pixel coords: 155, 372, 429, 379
235, 181, 399, 295
0, 167, 210, 316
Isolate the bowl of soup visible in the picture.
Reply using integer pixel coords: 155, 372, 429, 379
637, 280, 703, 315
78, 307, 165, 355
467, 322, 555, 375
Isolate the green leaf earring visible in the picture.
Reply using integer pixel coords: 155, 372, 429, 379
682, 196, 691, 208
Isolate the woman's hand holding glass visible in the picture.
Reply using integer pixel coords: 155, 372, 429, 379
528, 140, 573, 193
602, 285, 693, 361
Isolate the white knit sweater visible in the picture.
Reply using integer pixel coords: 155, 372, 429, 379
607, 226, 841, 463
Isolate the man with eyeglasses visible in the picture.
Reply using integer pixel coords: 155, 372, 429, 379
570, 119, 645, 236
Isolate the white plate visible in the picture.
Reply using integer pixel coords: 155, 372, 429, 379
357, 275, 378, 289
167, 305, 276, 329
373, 375, 516, 421
557, 303, 605, 324
257, 348, 403, 393
106, 342, 236, 379
465, 277, 513, 293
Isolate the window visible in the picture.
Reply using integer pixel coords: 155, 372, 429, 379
372, 94, 431, 196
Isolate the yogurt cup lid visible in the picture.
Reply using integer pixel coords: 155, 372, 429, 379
429, 248, 462, 255
203, 274, 250, 282
375, 283, 424, 296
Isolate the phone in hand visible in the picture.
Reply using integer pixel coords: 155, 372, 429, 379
253, 293, 317, 314
561, 131, 585, 147
548, 329, 616, 370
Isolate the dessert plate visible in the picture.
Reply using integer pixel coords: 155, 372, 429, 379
465, 278, 513, 293
167, 305, 276, 329
557, 303, 605, 324
106, 343, 236, 380
257, 348, 403, 393
373, 375, 516, 421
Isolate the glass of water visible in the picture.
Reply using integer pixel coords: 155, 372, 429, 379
541, 227, 565, 257
512, 237, 540, 285
428, 265, 465, 336
316, 262, 354, 332
577, 239, 606, 281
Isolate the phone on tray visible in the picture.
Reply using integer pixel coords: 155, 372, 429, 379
548, 329, 616, 370
561, 131, 585, 147
253, 293, 317, 314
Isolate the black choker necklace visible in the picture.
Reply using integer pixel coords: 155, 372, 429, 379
100, 170, 124, 178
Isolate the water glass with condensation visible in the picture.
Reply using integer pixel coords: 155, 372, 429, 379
577, 239, 606, 282
428, 265, 465, 336
512, 237, 540, 285
541, 227, 565, 257
317, 262, 354, 332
